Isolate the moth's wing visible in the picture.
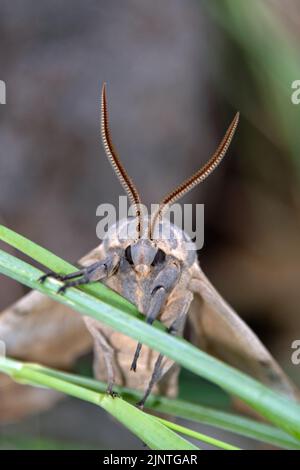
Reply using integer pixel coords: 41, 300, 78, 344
0, 290, 91, 366
0, 247, 103, 423
0, 372, 60, 423
188, 262, 298, 400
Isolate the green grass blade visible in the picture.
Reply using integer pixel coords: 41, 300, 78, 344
152, 397, 300, 450
157, 418, 239, 450
0, 227, 300, 441
0, 357, 197, 450
0, 358, 240, 450
24, 364, 300, 450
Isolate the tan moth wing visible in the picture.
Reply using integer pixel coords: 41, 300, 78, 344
188, 262, 298, 400
0, 286, 92, 422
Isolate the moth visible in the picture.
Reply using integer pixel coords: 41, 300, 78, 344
0, 85, 297, 419
38, 84, 296, 407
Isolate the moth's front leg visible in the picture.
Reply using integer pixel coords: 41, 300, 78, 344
39, 252, 120, 294
130, 260, 181, 372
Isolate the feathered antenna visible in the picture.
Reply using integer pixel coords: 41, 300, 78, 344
101, 83, 143, 238
149, 112, 240, 239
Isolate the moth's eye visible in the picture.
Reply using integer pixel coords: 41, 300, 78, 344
125, 245, 134, 265
151, 249, 166, 266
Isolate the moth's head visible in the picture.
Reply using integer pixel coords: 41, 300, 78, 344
103, 213, 195, 272
124, 238, 165, 276
117, 214, 196, 273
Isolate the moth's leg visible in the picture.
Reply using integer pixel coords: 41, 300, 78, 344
39, 269, 86, 283
84, 317, 117, 396
39, 252, 120, 294
137, 292, 192, 408
130, 286, 167, 372
40, 268, 94, 294
130, 260, 181, 372
56, 272, 95, 294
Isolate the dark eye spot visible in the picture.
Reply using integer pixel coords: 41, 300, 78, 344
151, 249, 166, 266
125, 245, 133, 265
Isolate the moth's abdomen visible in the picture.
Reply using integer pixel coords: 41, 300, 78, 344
90, 320, 179, 397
